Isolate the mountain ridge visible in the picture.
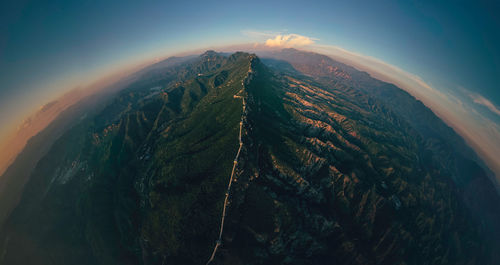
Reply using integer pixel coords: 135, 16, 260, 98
0, 50, 498, 265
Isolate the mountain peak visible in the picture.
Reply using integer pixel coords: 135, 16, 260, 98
200, 50, 219, 58
281, 47, 299, 52
227, 51, 258, 63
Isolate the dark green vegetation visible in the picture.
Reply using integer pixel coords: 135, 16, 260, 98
0, 49, 499, 265
0, 78, 134, 230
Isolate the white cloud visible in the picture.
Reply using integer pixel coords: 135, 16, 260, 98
265, 34, 315, 48
469, 92, 500, 116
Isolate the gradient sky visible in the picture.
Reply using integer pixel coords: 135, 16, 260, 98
1, 0, 499, 172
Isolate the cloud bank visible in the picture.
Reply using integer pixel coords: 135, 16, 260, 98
265, 34, 315, 48
469, 92, 500, 116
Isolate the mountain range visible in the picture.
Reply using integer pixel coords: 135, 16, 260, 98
0, 49, 499, 265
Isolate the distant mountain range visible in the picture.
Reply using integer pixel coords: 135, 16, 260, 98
0, 49, 498, 265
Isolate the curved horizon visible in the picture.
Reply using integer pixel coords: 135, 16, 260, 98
1, 1, 499, 189
1, 2, 500, 263
2, 40, 500, 188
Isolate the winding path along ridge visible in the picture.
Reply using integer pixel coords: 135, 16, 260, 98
206, 79, 247, 265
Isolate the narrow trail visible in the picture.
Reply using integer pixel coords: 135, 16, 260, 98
205, 76, 248, 265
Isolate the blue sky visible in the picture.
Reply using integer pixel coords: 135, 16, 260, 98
1, 0, 499, 107
1, 0, 499, 174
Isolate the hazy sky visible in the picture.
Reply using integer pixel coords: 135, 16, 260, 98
1, 0, 499, 173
